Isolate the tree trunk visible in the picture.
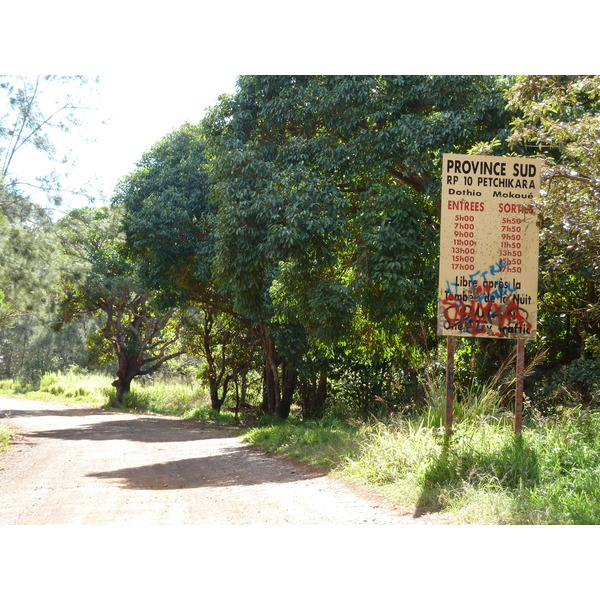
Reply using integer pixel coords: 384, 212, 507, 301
112, 371, 135, 405
263, 363, 277, 416
240, 369, 248, 405
277, 361, 298, 419
209, 379, 220, 410
208, 374, 234, 412
261, 367, 268, 413
234, 378, 240, 419
261, 333, 281, 416
112, 351, 140, 405
259, 329, 297, 419
301, 372, 327, 420
234, 370, 248, 419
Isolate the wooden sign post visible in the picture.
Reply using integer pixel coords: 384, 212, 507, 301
514, 338, 526, 434
445, 336, 455, 438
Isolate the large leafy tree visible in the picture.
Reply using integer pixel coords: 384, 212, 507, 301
203, 75, 513, 417
506, 75, 600, 361
114, 123, 259, 411
54, 206, 184, 403
114, 77, 512, 418
113, 123, 218, 306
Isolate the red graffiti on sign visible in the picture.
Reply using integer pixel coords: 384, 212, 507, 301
441, 295, 532, 337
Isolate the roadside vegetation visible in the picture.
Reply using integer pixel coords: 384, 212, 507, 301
0, 370, 113, 408
0, 368, 244, 424
244, 408, 600, 525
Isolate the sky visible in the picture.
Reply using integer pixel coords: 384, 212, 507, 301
72, 72, 239, 203
4, 72, 239, 211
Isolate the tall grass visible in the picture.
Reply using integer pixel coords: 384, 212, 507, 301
0, 369, 230, 422
419, 367, 511, 429
0, 370, 113, 407
245, 407, 600, 524
243, 416, 363, 469
244, 355, 600, 525
38, 370, 115, 406
108, 379, 204, 415
0, 369, 203, 413
418, 346, 546, 430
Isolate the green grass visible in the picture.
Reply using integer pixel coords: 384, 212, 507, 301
113, 380, 207, 416
0, 370, 114, 408
243, 407, 600, 525
38, 370, 115, 407
242, 416, 362, 469
0, 370, 210, 414
0, 370, 240, 425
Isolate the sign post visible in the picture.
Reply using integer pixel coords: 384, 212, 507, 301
514, 338, 526, 434
445, 335, 455, 439
437, 154, 540, 434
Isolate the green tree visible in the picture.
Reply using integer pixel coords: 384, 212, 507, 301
0, 186, 58, 327
203, 75, 513, 417
506, 76, 600, 361
181, 307, 259, 411
113, 122, 215, 306
54, 206, 184, 403
115, 77, 512, 418
115, 123, 264, 412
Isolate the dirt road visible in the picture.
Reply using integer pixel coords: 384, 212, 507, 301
0, 396, 449, 525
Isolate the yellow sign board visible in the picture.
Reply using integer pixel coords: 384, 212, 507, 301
437, 153, 541, 339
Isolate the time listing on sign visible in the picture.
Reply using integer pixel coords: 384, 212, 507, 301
437, 154, 541, 340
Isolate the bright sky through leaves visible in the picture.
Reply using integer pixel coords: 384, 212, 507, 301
6, 72, 238, 211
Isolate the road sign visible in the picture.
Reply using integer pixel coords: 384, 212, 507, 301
437, 153, 540, 340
